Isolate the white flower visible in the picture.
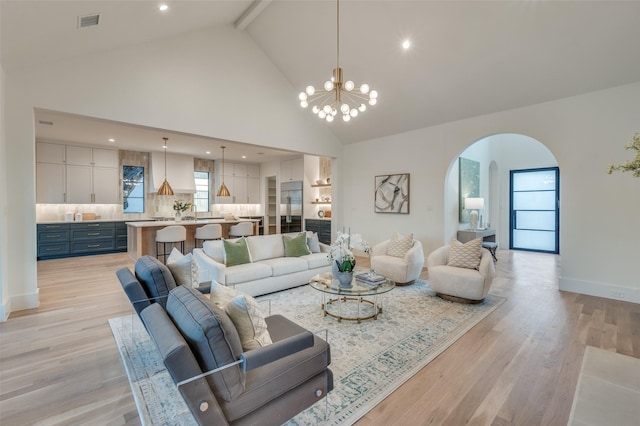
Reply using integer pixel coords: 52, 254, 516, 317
327, 229, 370, 272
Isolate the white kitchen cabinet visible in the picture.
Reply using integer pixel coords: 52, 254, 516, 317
214, 160, 260, 204
92, 148, 119, 167
232, 176, 248, 203
247, 164, 260, 178
66, 165, 93, 203
247, 177, 260, 203
36, 142, 65, 164
66, 145, 93, 165
281, 157, 304, 182
36, 163, 66, 203
93, 166, 120, 203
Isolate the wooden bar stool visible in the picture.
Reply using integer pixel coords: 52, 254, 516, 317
155, 225, 186, 263
194, 224, 222, 248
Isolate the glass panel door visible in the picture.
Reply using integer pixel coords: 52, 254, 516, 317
510, 167, 559, 253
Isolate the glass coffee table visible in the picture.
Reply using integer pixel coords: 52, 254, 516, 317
309, 270, 395, 323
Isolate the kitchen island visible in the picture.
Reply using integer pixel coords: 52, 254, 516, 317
126, 218, 260, 260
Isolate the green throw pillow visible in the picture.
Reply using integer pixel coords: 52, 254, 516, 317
223, 238, 251, 267
283, 232, 311, 257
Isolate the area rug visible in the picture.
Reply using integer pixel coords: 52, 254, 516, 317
109, 280, 504, 425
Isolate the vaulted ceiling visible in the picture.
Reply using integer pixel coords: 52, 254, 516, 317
3, 0, 640, 155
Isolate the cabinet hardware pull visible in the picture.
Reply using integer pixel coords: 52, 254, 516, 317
46, 225, 61, 229
88, 244, 100, 248
88, 232, 100, 236
87, 224, 99, 227
47, 235, 61, 238
46, 247, 61, 251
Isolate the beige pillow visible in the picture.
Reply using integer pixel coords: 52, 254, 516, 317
209, 282, 272, 351
387, 232, 414, 257
166, 247, 200, 287
448, 237, 482, 270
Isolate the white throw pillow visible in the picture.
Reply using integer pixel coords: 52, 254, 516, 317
448, 237, 482, 270
166, 248, 200, 287
387, 232, 414, 258
209, 281, 272, 351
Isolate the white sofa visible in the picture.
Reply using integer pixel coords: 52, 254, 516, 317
193, 233, 331, 297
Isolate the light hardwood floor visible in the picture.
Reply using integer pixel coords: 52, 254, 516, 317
0, 250, 638, 425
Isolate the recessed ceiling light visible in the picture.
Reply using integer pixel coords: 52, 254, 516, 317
108, 138, 115, 142
242, 155, 247, 159
206, 151, 211, 155
158, 4, 169, 12
402, 39, 411, 50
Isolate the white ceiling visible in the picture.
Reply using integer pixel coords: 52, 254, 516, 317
4, 0, 640, 155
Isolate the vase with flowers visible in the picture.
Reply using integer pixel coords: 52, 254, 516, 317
327, 229, 370, 287
173, 199, 192, 222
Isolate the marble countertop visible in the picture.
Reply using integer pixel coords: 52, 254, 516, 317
125, 218, 260, 228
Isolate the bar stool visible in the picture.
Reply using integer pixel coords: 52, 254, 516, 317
228, 221, 254, 238
194, 224, 222, 248
156, 225, 187, 263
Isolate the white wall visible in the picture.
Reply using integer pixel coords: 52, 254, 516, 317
344, 82, 640, 303
0, 61, 9, 320
2, 25, 342, 319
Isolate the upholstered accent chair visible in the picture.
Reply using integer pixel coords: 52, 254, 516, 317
426, 242, 495, 303
228, 221, 254, 238
370, 236, 424, 285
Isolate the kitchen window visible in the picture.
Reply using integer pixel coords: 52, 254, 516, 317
194, 171, 210, 213
123, 166, 145, 213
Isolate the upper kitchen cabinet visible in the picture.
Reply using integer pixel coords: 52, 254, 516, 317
36, 142, 119, 204
281, 157, 304, 182
214, 160, 260, 204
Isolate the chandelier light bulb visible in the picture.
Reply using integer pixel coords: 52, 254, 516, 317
323, 105, 332, 114
350, 108, 358, 117
340, 103, 350, 114
331, 108, 338, 116
319, 110, 327, 119
300, 100, 308, 108
360, 83, 370, 94
326, 114, 334, 122
369, 98, 377, 106
312, 105, 320, 114
306, 85, 315, 95
359, 103, 367, 112
324, 80, 334, 91
343, 114, 351, 122
345, 80, 355, 91
298, 92, 307, 101
369, 90, 378, 99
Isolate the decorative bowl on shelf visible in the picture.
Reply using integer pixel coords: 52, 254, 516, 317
315, 179, 325, 185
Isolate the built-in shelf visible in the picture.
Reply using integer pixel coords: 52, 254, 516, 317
311, 183, 331, 188
311, 201, 331, 205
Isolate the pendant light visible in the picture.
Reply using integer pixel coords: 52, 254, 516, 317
157, 137, 174, 196
217, 146, 231, 197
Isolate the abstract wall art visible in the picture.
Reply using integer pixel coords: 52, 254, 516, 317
374, 173, 410, 214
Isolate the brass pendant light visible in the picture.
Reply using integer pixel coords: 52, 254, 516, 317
217, 146, 231, 197
157, 137, 174, 196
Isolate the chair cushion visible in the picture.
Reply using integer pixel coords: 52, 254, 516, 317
166, 286, 244, 402
387, 232, 414, 257
134, 255, 177, 308
223, 237, 252, 267
246, 234, 285, 261
448, 237, 482, 270
283, 232, 311, 257
301, 252, 331, 269
259, 257, 308, 277
209, 282, 273, 351
166, 248, 200, 287
225, 262, 273, 285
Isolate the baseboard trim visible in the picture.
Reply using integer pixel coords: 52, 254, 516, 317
10, 289, 40, 312
559, 277, 640, 304
0, 300, 10, 322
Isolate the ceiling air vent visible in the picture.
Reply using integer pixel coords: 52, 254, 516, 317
78, 13, 100, 29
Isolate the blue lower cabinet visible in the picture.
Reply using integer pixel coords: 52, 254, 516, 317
37, 221, 127, 259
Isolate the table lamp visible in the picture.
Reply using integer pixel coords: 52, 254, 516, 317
465, 197, 484, 230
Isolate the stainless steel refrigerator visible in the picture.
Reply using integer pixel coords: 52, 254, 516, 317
281, 181, 302, 233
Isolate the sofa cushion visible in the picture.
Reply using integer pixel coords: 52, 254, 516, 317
203, 240, 225, 264
166, 248, 200, 287
259, 257, 308, 277
283, 232, 311, 257
225, 262, 272, 286
387, 232, 414, 258
223, 237, 252, 267
246, 234, 285, 262
307, 232, 321, 253
448, 237, 482, 270
166, 286, 244, 402
134, 255, 177, 308
208, 282, 273, 351
301, 253, 331, 269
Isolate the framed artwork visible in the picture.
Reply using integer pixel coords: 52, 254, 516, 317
374, 173, 410, 214
459, 157, 480, 223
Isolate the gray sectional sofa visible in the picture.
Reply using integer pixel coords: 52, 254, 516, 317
116, 256, 333, 425
193, 232, 332, 297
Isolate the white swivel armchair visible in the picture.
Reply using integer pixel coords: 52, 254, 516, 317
370, 238, 424, 285
426, 244, 495, 303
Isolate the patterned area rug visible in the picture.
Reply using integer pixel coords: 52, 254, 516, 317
109, 280, 504, 425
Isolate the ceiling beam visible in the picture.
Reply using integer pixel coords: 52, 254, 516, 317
234, 0, 272, 31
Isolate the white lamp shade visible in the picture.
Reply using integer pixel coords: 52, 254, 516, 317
465, 197, 484, 210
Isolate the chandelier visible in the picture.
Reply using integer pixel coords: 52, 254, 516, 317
298, 0, 377, 123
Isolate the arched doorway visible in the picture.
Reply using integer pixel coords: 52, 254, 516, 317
443, 133, 559, 253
